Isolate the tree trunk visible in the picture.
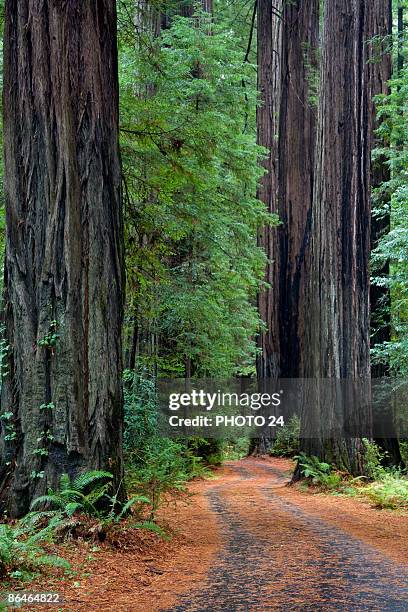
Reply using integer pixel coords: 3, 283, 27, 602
256, 0, 319, 379
398, 3, 404, 76
135, 0, 162, 39
160, 0, 212, 29
179, 0, 212, 17
253, 0, 318, 456
0, 0, 125, 517
299, 0, 374, 475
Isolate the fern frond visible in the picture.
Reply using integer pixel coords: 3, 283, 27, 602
134, 521, 167, 538
65, 502, 82, 517
72, 470, 113, 492
30, 494, 65, 511
32, 554, 70, 569
118, 495, 150, 520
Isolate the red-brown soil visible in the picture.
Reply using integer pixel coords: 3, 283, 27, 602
4, 458, 408, 611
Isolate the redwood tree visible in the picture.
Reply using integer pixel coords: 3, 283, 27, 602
252, 0, 318, 455
0, 0, 125, 517
300, 0, 374, 474
256, 0, 319, 379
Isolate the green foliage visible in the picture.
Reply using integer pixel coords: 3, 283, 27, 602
338, 440, 408, 509
123, 370, 215, 518
30, 471, 115, 519
269, 416, 300, 457
295, 453, 342, 490
0, 522, 69, 581
119, 6, 275, 376
132, 520, 168, 539
38, 321, 60, 350
0, 410, 16, 443
362, 438, 389, 480
294, 447, 408, 509
187, 437, 224, 467
223, 437, 251, 460
0, 326, 9, 381
371, 32, 408, 375
364, 475, 408, 509
128, 438, 190, 520
39, 402, 55, 412
124, 369, 211, 465
29, 470, 151, 536
400, 440, 408, 465
123, 368, 158, 459
360, 438, 408, 510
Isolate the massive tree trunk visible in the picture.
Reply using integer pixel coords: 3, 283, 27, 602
252, 0, 318, 456
0, 0, 125, 517
299, 0, 374, 475
256, 0, 319, 379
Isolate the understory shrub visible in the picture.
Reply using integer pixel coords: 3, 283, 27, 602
224, 437, 251, 460
294, 453, 342, 490
0, 522, 69, 581
400, 440, 408, 466
364, 475, 408, 509
269, 415, 300, 457
123, 369, 216, 517
362, 438, 390, 479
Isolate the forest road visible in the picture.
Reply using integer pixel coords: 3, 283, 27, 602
40, 457, 408, 612
165, 458, 408, 612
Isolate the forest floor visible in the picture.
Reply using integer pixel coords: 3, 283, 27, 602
7, 457, 408, 611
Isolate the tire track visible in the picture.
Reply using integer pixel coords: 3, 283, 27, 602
166, 461, 408, 611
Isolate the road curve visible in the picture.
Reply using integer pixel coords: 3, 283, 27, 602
167, 459, 408, 612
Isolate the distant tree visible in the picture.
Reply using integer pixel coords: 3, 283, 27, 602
369, 0, 404, 466
0, 0, 125, 517
370, 0, 393, 378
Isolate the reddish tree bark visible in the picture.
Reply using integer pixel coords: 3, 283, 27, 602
0, 0, 125, 517
256, 0, 319, 379
300, 0, 374, 474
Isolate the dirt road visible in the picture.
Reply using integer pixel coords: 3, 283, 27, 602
35, 458, 408, 611
167, 459, 408, 611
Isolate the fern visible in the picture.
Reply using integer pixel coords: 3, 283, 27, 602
364, 475, 408, 509
0, 523, 70, 580
134, 521, 167, 539
30, 470, 114, 520
116, 495, 150, 522
72, 470, 113, 492
295, 453, 342, 489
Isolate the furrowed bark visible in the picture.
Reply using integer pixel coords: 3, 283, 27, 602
252, 0, 318, 456
299, 0, 374, 475
0, 0, 125, 517
256, 0, 319, 379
